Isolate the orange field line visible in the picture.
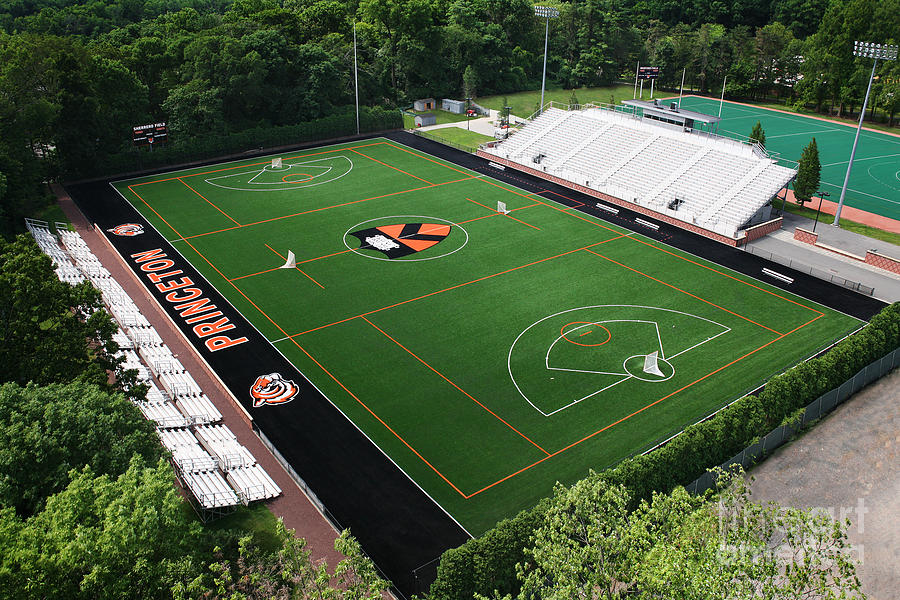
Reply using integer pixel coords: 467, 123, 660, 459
264, 243, 325, 289
584, 247, 783, 335
544, 189, 824, 316
351, 148, 433, 184
230, 266, 281, 282
360, 316, 550, 456
465, 197, 540, 230
464, 310, 824, 498
132, 143, 384, 186
177, 177, 241, 226
291, 237, 626, 339
175, 176, 477, 241
127, 182, 468, 497
383, 141, 473, 177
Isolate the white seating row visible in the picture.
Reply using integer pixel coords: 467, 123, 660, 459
483, 106, 796, 236
32, 222, 280, 509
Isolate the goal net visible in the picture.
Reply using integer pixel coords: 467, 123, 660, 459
643, 351, 664, 377
497, 201, 510, 214
272, 157, 283, 169
279, 250, 296, 269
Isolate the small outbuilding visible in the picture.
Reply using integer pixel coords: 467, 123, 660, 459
414, 113, 436, 127
442, 99, 467, 114
413, 98, 436, 111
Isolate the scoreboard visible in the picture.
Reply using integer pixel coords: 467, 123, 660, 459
132, 122, 168, 146
638, 66, 660, 80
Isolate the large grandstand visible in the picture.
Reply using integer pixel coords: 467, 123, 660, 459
479, 102, 797, 245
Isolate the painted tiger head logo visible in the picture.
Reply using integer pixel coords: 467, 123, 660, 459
250, 372, 299, 407
107, 223, 144, 236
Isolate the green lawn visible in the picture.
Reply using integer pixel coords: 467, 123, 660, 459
478, 84, 636, 119
403, 109, 471, 129
780, 201, 900, 247
415, 127, 493, 152
113, 138, 861, 534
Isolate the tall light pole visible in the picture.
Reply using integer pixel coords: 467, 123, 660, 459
833, 41, 897, 226
534, 6, 559, 116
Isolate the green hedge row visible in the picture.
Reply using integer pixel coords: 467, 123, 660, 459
429, 302, 900, 600
64, 106, 402, 181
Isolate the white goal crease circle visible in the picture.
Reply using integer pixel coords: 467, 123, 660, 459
508, 305, 731, 417
203, 156, 354, 192
342, 215, 469, 262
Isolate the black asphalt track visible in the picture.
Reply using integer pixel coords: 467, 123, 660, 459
66, 131, 886, 597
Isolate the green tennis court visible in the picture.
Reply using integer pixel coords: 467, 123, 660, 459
674, 96, 900, 219
113, 138, 861, 533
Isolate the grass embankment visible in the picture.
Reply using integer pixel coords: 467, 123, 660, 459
418, 127, 493, 150
478, 84, 636, 119
781, 201, 900, 247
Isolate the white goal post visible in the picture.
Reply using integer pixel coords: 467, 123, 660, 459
643, 351, 664, 377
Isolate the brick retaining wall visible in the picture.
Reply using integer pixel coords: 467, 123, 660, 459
794, 227, 819, 245
865, 250, 900, 274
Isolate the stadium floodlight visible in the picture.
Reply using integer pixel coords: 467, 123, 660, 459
833, 41, 898, 226
534, 6, 559, 117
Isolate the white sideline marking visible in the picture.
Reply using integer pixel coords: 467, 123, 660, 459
762, 268, 794, 284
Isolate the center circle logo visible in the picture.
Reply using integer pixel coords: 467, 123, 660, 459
342, 215, 468, 262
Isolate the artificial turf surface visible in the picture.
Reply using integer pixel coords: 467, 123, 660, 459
674, 96, 900, 220
113, 138, 862, 534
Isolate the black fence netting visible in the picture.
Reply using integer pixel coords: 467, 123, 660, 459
63, 106, 402, 182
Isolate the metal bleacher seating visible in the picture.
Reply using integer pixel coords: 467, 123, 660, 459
27, 221, 282, 515
483, 106, 796, 239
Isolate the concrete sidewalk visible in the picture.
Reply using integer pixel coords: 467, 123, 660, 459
747, 211, 900, 303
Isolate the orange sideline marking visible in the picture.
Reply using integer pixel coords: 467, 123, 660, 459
127, 182, 468, 498
383, 142, 473, 177
351, 148, 433, 184
177, 177, 240, 226
291, 237, 626, 338
265, 243, 325, 289
585, 247, 783, 335
360, 316, 550, 456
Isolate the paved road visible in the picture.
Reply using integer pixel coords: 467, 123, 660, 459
749, 367, 900, 600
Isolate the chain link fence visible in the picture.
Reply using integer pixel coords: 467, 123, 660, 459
742, 243, 875, 295
411, 128, 481, 154
686, 347, 899, 494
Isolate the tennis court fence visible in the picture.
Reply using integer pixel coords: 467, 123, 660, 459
742, 243, 875, 296
686, 346, 899, 494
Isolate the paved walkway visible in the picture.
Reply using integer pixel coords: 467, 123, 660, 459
749, 367, 900, 600
746, 211, 900, 303
52, 186, 344, 570
783, 189, 900, 234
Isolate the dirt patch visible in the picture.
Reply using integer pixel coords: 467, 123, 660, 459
749, 367, 900, 600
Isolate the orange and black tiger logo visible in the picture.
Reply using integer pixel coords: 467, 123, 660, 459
107, 223, 144, 237
350, 222, 451, 259
250, 372, 299, 407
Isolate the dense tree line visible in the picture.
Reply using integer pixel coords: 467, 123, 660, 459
1, 0, 898, 237
0, 235, 389, 598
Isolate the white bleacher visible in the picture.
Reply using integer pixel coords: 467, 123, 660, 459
182, 470, 239, 509
227, 464, 282, 504
30, 221, 280, 512
483, 105, 796, 237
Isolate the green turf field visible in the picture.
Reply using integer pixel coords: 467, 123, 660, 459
113, 138, 862, 534
672, 96, 900, 220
